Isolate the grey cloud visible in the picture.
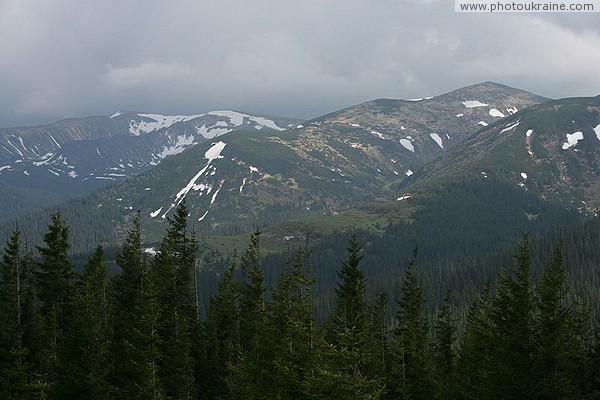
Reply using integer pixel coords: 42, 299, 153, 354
0, 0, 598, 127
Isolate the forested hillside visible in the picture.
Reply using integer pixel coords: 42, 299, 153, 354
2, 204, 600, 399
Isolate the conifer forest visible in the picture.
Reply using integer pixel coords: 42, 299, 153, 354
2, 201, 600, 399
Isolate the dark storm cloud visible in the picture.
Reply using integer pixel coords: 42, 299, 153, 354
1, 0, 599, 127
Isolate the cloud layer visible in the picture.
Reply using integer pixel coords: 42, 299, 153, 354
1, 0, 599, 127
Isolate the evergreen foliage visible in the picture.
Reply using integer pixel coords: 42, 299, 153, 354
2, 210, 600, 399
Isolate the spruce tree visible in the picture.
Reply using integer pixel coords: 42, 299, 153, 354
150, 200, 198, 399
227, 230, 268, 398
20, 248, 47, 396
237, 229, 265, 354
488, 235, 536, 398
110, 212, 147, 397
534, 243, 579, 398
365, 290, 389, 380
454, 283, 494, 399
433, 291, 456, 400
55, 244, 111, 398
0, 227, 28, 398
387, 248, 432, 400
36, 211, 74, 384
268, 251, 318, 398
305, 234, 384, 399
201, 262, 239, 399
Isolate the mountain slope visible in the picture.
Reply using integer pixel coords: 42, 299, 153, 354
299, 81, 547, 177
232, 95, 600, 254
0, 110, 300, 220
2, 82, 549, 251
405, 95, 600, 212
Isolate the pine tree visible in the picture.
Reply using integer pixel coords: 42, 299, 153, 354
55, 244, 111, 398
0, 227, 29, 398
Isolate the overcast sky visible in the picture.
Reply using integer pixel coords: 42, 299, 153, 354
1, 0, 599, 128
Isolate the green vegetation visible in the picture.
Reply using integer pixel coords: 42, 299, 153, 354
2, 210, 600, 398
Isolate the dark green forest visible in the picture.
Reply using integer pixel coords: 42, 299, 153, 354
2, 201, 600, 399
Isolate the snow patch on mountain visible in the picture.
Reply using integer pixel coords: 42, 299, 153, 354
156, 134, 196, 158
198, 210, 209, 221
32, 153, 55, 166
430, 133, 443, 148
562, 131, 584, 150
129, 113, 202, 135
500, 121, 520, 133
150, 207, 162, 218
126, 110, 285, 136
400, 139, 415, 152
207, 110, 285, 131
372, 130, 386, 140
161, 141, 226, 218
526, 129, 533, 137
478, 121, 488, 126
489, 109, 505, 118
594, 124, 600, 141
463, 100, 488, 108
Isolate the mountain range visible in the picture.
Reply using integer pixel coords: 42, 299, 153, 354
0, 110, 300, 221
2, 82, 599, 263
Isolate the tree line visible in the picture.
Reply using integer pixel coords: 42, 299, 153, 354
1, 201, 600, 399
